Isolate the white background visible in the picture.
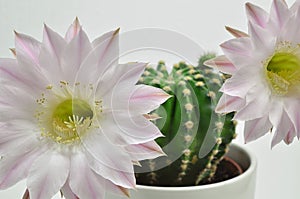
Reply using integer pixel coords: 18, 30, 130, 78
0, 0, 299, 198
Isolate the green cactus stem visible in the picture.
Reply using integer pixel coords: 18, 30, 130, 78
135, 55, 236, 186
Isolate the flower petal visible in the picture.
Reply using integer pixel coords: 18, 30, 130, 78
0, 86, 38, 122
233, 84, 271, 120
244, 115, 272, 143
284, 98, 300, 138
105, 180, 130, 198
248, 22, 275, 51
14, 31, 41, 67
129, 84, 170, 114
92, 28, 119, 49
43, 24, 67, 66
281, 7, 300, 43
61, 28, 92, 83
61, 182, 79, 199
0, 129, 37, 156
270, 0, 289, 31
16, 55, 50, 92
76, 29, 120, 84
98, 62, 147, 101
284, 127, 296, 145
65, 18, 81, 43
27, 150, 70, 199
220, 66, 260, 98
0, 59, 42, 93
124, 140, 165, 161
0, 146, 44, 189
246, 2, 269, 28
81, 132, 136, 188
220, 37, 253, 68
204, 55, 237, 75
271, 109, 293, 147
215, 94, 245, 113
69, 153, 105, 199
225, 26, 249, 38
99, 112, 163, 145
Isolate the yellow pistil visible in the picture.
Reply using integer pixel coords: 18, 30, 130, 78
265, 49, 300, 96
46, 99, 94, 144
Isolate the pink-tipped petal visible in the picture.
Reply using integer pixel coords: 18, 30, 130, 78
245, 2, 269, 28
220, 37, 253, 68
0, 129, 37, 156
14, 31, 41, 67
284, 98, 300, 137
204, 55, 237, 75
281, 6, 300, 44
244, 115, 272, 143
225, 26, 249, 38
248, 22, 274, 50
77, 29, 120, 84
9, 48, 16, 57
81, 130, 136, 188
65, 17, 81, 43
99, 113, 163, 145
130, 84, 171, 114
84, 147, 136, 189
61, 182, 79, 199
16, 55, 50, 92
69, 153, 105, 199
98, 62, 147, 101
22, 189, 30, 199
0, 59, 31, 89
233, 85, 271, 120
43, 24, 67, 65
92, 28, 119, 48
220, 66, 259, 97
0, 87, 40, 123
270, 0, 289, 31
27, 150, 70, 199
215, 94, 245, 113
271, 110, 293, 147
0, 146, 44, 189
105, 180, 130, 198
124, 140, 165, 161
291, 0, 300, 13
61, 28, 92, 83
284, 127, 296, 145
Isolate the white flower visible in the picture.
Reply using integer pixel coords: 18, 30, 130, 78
0, 18, 170, 199
205, 0, 300, 147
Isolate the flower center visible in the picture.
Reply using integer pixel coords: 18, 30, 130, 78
50, 99, 93, 143
266, 51, 300, 96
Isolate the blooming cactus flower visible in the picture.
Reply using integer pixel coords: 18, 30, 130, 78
0, 18, 170, 199
205, 0, 300, 147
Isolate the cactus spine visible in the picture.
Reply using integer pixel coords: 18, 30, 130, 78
135, 55, 236, 186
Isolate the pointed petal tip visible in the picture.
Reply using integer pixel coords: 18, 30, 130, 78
245, 2, 253, 9
225, 26, 249, 38
114, 28, 120, 36
203, 59, 214, 68
13, 30, 19, 36
73, 17, 81, 30
74, 16, 80, 24
9, 48, 16, 57
119, 186, 130, 198
22, 189, 30, 199
204, 55, 237, 75
132, 160, 141, 167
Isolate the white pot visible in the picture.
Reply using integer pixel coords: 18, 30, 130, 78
106, 144, 257, 199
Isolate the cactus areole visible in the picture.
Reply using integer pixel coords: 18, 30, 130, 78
135, 55, 236, 186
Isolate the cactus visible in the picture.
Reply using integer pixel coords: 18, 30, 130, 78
135, 54, 236, 186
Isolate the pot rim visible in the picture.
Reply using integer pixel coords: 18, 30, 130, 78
135, 143, 257, 191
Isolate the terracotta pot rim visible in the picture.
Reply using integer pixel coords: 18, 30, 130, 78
135, 143, 257, 191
